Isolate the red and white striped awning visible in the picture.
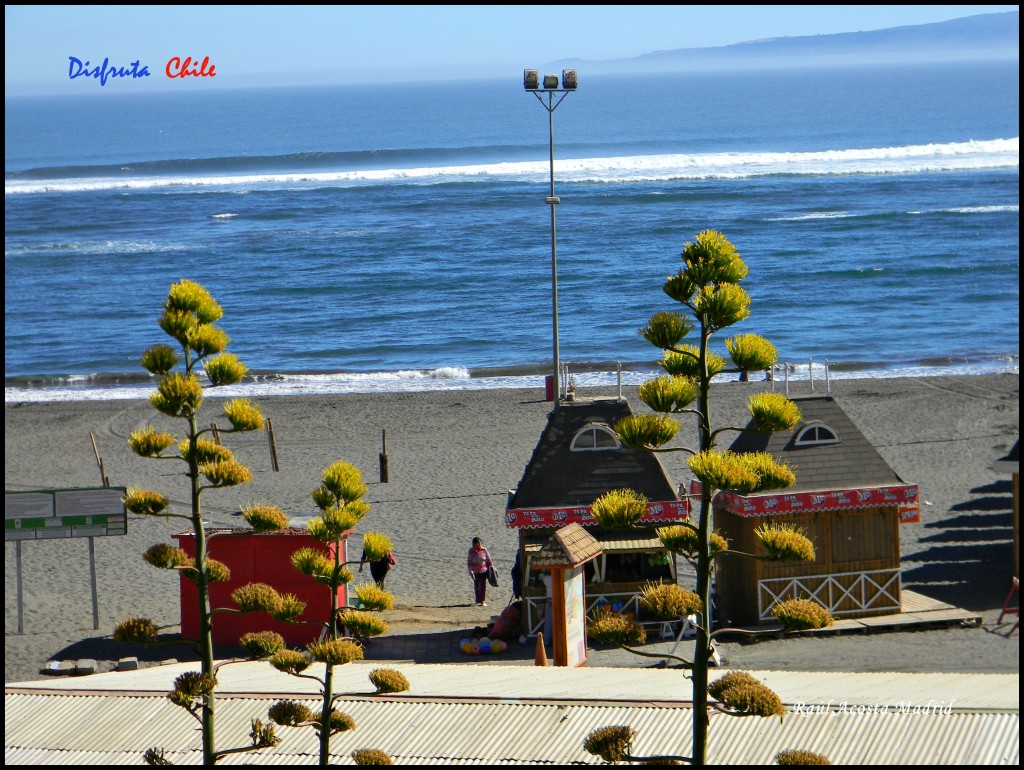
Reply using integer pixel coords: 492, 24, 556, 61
504, 499, 690, 529
689, 480, 920, 522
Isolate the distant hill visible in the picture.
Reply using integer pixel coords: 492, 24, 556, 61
551, 11, 1019, 75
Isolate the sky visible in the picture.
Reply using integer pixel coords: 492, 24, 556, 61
4, 4, 1019, 96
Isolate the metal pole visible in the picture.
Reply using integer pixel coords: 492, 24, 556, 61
88, 536, 99, 630
547, 93, 560, 407
809, 356, 815, 391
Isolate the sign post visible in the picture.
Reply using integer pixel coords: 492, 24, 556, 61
5, 487, 127, 632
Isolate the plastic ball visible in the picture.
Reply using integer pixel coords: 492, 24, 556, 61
471, 644, 481, 654
461, 642, 475, 654
494, 640, 506, 652
479, 637, 491, 646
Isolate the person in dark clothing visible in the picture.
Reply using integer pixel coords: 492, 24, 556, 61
360, 548, 394, 588
511, 550, 524, 600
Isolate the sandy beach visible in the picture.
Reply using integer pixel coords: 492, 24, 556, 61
5, 373, 1019, 684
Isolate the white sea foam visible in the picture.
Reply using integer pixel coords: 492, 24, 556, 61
6, 138, 1017, 195
5, 359, 1017, 404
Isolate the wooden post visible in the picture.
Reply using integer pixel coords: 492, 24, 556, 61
379, 429, 389, 483
266, 419, 280, 471
90, 432, 110, 487
16, 540, 24, 634
211, 423, 222, 444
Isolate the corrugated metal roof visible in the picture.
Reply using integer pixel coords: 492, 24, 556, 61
5, 692, 1018, 765
7, 664, 1019, 765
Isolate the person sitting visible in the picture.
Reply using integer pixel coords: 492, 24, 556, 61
487, 600, 523, 641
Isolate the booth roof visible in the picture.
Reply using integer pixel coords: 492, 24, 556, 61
728, 395, 908, 492
531, 522, 602, 568
507, 397, 678, 510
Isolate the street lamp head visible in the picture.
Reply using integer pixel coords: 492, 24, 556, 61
524, 69, 540, 90
561, 69, 578, 90
542, 73, 559, 89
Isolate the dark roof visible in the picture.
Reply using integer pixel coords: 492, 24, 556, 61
508, 397, 678, 509
726, 395, 906, 492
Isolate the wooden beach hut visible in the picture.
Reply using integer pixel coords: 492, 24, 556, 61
505, 397, 689, 636
712, 395, 920, 626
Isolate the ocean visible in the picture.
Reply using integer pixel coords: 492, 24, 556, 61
4, 60, 1019, 403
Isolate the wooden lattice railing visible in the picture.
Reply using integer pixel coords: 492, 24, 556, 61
757, 568, 901, 620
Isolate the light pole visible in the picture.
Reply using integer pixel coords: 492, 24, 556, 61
524, 68, 577, 407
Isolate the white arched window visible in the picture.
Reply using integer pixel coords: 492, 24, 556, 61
794, 422, 841, 447
570, 423, 621, 452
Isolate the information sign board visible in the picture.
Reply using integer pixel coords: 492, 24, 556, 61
5, 487, 127, 541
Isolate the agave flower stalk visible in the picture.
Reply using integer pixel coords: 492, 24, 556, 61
118, 280, 290, 765
586, 232, 828, 766
266, 460, 398, 766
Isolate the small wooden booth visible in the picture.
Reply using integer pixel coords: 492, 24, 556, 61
505, 397, 689, 637
713, 395, 919, 625
175, 527, 348, 647
531, 523, 603, 667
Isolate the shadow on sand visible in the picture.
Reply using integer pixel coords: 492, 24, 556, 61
902, 481, 1016, 612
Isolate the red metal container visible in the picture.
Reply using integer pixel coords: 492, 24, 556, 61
174, 528, 348, 648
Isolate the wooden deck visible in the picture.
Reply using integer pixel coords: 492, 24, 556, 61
719, 590, 983, 637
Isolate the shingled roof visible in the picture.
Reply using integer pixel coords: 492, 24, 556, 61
726, 395, 906, 492
531, 523, 603, 568
508, 397, 678, 509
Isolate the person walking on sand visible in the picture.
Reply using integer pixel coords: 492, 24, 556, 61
467, 536, 493, 607
359, 547, 395, 589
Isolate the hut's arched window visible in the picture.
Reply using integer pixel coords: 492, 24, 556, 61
794, 422, 841, 446
571, 424, 620, 452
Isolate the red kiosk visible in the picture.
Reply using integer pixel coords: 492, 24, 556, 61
174, 527, 348, 647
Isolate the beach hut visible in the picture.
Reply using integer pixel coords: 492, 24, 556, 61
505, 397, 689, 636
712, 395, 920, 626
174, 527, 349, 647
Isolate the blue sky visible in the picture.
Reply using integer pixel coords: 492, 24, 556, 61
4, 4, 1018, 95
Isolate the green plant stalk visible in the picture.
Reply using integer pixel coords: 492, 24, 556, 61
317, 534, 343, 766
690, 323, 713, 767
187, 389, 217, 765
